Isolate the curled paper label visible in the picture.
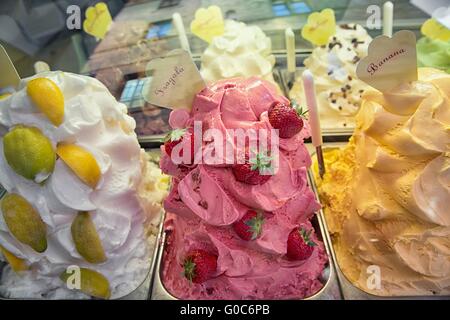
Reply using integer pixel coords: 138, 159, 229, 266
143, 49, 206, 111
190, 5, 225, 43
356, 30, 418, 92
0, 45, 20, 90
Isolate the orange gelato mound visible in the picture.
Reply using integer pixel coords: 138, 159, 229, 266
314, 68, 450, 296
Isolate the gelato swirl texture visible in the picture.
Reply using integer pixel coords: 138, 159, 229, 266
161, 77, 328, 299
316, 68, 450, 296
0, 72, 165, 299
200, 20, 276, 85
417, 37, 450, 74
290, 24, 372, 129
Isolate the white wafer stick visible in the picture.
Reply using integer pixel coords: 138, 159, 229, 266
383, 1, 394, 37
172, 13, 191, 53
302, 69, 325, 178
285, 28, 296, 73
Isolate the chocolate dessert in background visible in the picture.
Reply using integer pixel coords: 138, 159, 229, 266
131, 103, 171, 136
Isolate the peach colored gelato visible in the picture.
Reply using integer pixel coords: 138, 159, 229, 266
161, 77, 327, 299
315, 68, 450, 296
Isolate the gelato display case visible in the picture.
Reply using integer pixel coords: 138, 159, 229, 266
0, 0, 449, 302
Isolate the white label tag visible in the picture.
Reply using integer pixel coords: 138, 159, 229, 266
143, 49, 206, 111
356, 30, 417, 92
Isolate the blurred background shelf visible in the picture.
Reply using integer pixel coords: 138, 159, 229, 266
0, 0, 432, 141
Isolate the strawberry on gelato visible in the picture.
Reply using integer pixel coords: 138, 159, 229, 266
161, 77, 328, 299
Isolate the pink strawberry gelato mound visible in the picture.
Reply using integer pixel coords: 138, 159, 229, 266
160, 77, 328, 299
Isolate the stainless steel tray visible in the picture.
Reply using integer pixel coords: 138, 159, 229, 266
151, 208, 342, 300
120, 214, 165, 300
0, 208, 164, 300
308, 143, 450, 300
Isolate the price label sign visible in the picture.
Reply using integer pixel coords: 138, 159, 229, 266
143, 49, 206, 111
356, 30, 417, 93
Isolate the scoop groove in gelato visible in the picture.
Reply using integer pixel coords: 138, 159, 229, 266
314, 68, 450, 296
200, 20, 276, 85
417, 37, 450, 74
290, 24, 372, 129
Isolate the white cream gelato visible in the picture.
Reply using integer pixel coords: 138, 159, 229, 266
200, 20, 276, 84
290, 24, 372, 130
0, 71, 167, 299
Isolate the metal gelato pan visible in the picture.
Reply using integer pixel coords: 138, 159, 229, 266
151, 209, 342, 300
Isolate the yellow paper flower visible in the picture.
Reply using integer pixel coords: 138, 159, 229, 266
421, 18, 450, 41
301, 8, 336, 46
83, 2, 112, 40
190, 6, 225, 43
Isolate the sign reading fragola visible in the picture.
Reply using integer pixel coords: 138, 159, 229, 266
143, 49, 206, 111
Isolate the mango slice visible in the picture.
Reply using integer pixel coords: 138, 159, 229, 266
27, 77, 64, 126
56, 144, 101, 188
1, 193, 47, 253
60, 267, 111, 299
71, 212, 106, 264
0, 245, 28, 272
3, 126, 55, 182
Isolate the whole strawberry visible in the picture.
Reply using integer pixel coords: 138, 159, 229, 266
268, 102, 306, 139
183, 249, 217, 284
286, 227, 317, 261
232, 151, 273, 185
233, 210, 265, 241
164, 128, 195, 164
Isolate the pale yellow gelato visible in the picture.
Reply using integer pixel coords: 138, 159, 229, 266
315, 68, 450, 296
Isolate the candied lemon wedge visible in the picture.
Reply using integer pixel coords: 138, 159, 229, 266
1, 193, 47, 253
56, 144, 101, 188
0, 245, 28, 272
27, 77, 64, 126
3, 125, 56, 182
71, 212, 106, 264
60, 267, 111, 299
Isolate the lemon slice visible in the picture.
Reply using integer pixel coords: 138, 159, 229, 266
56, 144, 101, 188
27, 77, 64, 126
